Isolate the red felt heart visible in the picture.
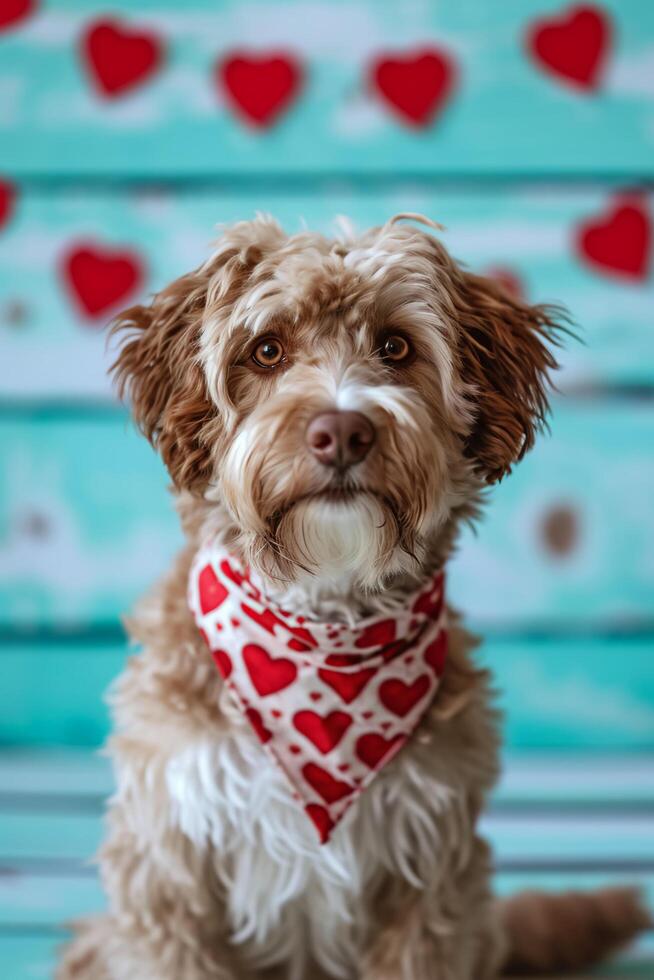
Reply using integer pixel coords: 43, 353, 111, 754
218, 52, 302, 127
356, 732, 405, 770
198, 564, 229, 614
246, 706, 272, 744
318, 666, 377, 705
379, 674, 431, 717
62, 244, 143, 318
82, 19, 163, 98
212, 649, 232, 680
0, 0, 36, 33
370, 48, 456, 127
243, 643, 297, 697
424, 633, 447, 676
305, 803, 334, 844
576, 199, 651, 281
293, 710, 352, 755
302, 763, 355, 805
0, 180, 16, 229
526, 5, 611, 91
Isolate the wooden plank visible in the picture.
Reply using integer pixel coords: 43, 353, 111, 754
0, 644, 118, 749
2, 637, 654, 751
1, 188, 652, 397
1, 1, 653, 177
0, 750, 111, 797
0, 932, 651, 980
3, 806, 653, 868
0, 875, 104, 928
1, 750, 652, 804
0, 869, 652, 932
0, 935, 66, 980
494, 754, 654, 807
481, 638, 654, 752
0, 414, 182, 630
1, 401, 653, 631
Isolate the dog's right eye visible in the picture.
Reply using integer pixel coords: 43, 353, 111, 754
251, 337, 285, 369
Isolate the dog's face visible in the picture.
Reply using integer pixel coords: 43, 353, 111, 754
112, 215, 561, 589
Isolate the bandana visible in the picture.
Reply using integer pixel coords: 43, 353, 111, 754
189, 540, 447, 844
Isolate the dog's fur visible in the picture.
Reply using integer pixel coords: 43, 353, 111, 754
57, 215, 648, 979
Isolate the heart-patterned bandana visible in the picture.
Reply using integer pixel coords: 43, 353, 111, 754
189, 540, 447, 844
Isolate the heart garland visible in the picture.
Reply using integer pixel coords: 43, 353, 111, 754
27, 9, 622, 125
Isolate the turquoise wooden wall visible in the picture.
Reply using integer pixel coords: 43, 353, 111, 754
1, 0, 653, 751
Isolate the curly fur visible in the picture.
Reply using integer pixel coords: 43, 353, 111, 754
58, 215, 647, 980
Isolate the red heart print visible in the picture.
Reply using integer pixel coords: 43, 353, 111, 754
318, 666, 377, 705
198, 564, 229, 614
379, 675, 431, 717
243, 643, 297, 696
82, 19, 164, 98
412, 577, 444, 619
576, 199, 651, 281
0, 180, 16, 230
240, 602, 316, 649
218, 52, 303, 127
212, 649, 232, 679
305, 804, 334, 844
356, 733, 405, 770
526, 5, 611, 91
219, 559, 247, 589
355, 619, 396, 649
245, 707, 272, 744
370, 48, 456, 127
381, 640, 409, 663
424, 633, 447, 676
293, 710, 352, 755
0, 0, 36, 33
302, 763, 355, 804
62, 244, 143, 318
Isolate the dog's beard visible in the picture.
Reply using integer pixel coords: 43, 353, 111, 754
217, 367, 460, 590
273, 493, 404, 588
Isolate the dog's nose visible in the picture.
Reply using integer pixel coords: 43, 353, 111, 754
306, 411, 376, 468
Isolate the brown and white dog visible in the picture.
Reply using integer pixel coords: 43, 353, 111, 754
58, 215, 648, 979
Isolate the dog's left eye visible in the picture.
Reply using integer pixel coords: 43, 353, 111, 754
251, 336, 285, 369
380, 333, 412, 363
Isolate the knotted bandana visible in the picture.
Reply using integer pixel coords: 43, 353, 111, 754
189, 540, 447, 844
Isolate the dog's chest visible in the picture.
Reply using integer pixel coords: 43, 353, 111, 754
165, 700, 473, 978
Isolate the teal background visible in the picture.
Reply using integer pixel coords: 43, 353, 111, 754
0, 2, 653, 976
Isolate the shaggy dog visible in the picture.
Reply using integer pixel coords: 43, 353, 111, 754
58, 215, 648, 979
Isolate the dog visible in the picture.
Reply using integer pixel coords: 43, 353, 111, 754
58, 214, 648, 979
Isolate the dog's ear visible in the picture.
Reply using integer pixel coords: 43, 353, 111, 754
110, 218, 282, 493
455, 271, 565, 483
110, 266, 219, 494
